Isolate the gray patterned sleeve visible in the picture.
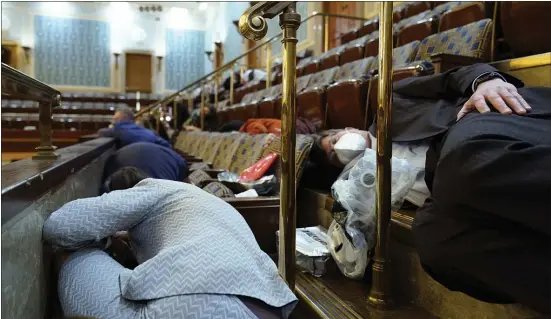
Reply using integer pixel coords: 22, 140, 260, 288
43, 181, 161, 249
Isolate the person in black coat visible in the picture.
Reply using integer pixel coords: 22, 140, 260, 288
102, 142, 189, 193
372, 63, 550, 313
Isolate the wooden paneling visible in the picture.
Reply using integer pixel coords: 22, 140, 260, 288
324, 2, 359, 49
2, 42, 20, 69
125, 52, 152, 93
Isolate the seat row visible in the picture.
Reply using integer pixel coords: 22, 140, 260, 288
174, 130, 314, 198
2, 99, 127, 111
213, 18, 493, 131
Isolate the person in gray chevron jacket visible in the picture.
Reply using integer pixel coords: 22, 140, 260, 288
43, 167, 297, 319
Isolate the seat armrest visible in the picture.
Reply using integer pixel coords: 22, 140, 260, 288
429, 53, 485, 73
300, 86, 327, 95
327, 78, 367, 90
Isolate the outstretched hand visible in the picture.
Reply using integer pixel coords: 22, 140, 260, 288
457, 78, 531, 120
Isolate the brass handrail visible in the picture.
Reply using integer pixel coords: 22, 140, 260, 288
135, 12, 367, 118
1, 63, 60, 159
238, 1, 302, 291
367, 2, 394, 309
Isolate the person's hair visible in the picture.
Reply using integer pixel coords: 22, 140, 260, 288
218, 120, 244, 132
116, 106, 135, 121
105, 167, 149, 192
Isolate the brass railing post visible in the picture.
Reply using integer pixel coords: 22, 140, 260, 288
266, 44, 272, 88
238, 1, 300, 291
230, 64, 236, 105
200, 81, 206, 130
367, 1, 394, 309
33, 94, 60, 160
214, 74, 220, 108
173, 98, 178, 130
323, 15, 330, 53
278, 3, 300, 291
155, 110, 160, 133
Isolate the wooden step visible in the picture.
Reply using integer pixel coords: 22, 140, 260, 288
296, 188, 543, 319
292, 268, 437, 319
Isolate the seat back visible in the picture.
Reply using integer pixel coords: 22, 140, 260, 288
319, 45, 348, 71
343, 31, 380, 63
432, 1, 469, 15
393, 40, 422, 67
396, 11, 438, 46
188, 132, 211, 157
296, 74, 313, 93
403, 2, 432, 19
228, 134, 270, 173
260, 134, 314, 187
358, 17, 379, 38
439, 2, 485, 32
414, 18, 493, 61
198, 133, 224, 164
333, 57, 376, 82
211, 133, 247, 170
296, 57, 315, 76
340, 29, 359, 45
306, 67, 340, 91
240, 89, 264, 106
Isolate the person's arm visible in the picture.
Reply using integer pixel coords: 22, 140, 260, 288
43, 180, 161, 250
98, 127, 116, 137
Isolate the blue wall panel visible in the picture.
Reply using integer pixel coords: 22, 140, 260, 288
223, 2, 249, 64
34, 15, 111, 87
165, 29, 206, 91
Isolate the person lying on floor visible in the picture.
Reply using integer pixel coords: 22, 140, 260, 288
102, 142, 189, 191
43, 167, 297, 319
98, 106, 171, 149
312, 63, 551, 313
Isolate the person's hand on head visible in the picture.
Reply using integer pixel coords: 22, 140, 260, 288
457, 78, 531, 120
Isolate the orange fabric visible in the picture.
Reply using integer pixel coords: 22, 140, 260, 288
240, 119, 282, 136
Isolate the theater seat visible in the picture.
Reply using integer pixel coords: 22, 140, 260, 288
257, 84, 283, 119
402, 2, 432, 19
395, 10, 438, 46
326, 57, 377, 130
414, 18, 493, 71
296, 67, 339, 130
358, 16, 379, 38
203, 134, 314, 198
244, 84, 282, 120
340, 31, 380, 64
186, 133, 247, 184
439, 2, 485, 32
296, 56, 319, 76
500, 1, 551, 57
318, 45, 348, 71
340, 29, 358, 45
227, 89, 267, 122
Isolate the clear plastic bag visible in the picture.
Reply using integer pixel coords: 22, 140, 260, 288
328, 148, 417, 279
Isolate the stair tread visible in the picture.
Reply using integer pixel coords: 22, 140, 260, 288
295, 270, 438, 319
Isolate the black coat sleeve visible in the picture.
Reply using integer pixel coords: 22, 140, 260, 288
369, 64, 525, 141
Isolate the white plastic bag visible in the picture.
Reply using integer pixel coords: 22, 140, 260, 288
328, 148, 417, 279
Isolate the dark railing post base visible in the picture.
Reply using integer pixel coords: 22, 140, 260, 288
33, 96, 59, 160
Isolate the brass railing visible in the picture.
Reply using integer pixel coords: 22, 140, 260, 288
1, 63, 61, 159
135, 11, 367, 131
239, 1, 395, 309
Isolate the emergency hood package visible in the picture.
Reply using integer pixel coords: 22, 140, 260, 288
277, 226, 331, 277
329, 148, 417, 279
